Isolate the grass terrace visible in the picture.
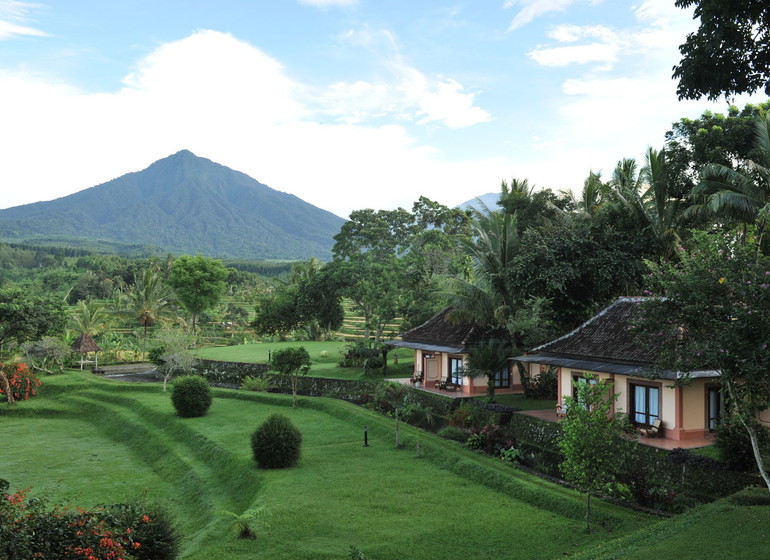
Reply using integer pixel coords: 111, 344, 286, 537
2, 370, 657, 560
194, 341, 415, 380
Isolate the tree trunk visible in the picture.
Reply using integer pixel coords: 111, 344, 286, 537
291, 375, 298, 408
726, 380, 770, 490
0, 372, 14, 405
395, 412, 401, 448
585, 492, 591, 533
744, 421, 770, 490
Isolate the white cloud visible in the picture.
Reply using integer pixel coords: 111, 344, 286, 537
0, 1, 46, 39
528, 43, 617, 67
0, 29, 502, 217
297, 0, 358, 8
504, 0, 602, 31
318, 28, 491, 128
548, 24, 616, 43
527, 1, 695, 71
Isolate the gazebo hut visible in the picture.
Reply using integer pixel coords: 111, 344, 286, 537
71, 333, 102, 370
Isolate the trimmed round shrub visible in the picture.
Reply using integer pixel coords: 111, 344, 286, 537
251, 413, 302, 469
171, 376, 212, 418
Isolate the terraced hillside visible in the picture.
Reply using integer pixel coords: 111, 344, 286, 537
0, 372, 653, 559
335, 298, 403, 341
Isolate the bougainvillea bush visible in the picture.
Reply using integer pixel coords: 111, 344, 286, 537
0, 362, 41, 403
0, 479, 179, 560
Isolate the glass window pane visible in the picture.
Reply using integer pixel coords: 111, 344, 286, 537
634, 386, 647, 423
649, 388, 659, 419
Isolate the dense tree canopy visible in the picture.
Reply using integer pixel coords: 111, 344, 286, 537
0, 288, 66, 349
168, 255, 228, 332
673, 0, 770, 100
639, 230, 770, 489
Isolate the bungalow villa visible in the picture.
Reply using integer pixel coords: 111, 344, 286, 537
388, 307, 521, 396
513, 297, 770, 441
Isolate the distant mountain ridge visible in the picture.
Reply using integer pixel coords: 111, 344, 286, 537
457, 192, 500, 212
0, 150, 346, 260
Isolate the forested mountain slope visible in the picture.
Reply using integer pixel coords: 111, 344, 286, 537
0, 150, 345, 260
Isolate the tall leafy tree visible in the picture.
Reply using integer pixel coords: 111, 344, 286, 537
332, 198, 470, 369
252, 262, 344, 341
168, 255, 228, 332
664, 102, 770, 196
673, 0, 770, 100
0, 288, 66, 350
640, 230, 770, 489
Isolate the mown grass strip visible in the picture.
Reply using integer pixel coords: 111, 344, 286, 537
214, 388, 646, 531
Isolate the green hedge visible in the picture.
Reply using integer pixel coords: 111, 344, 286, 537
193, 359, 270, 385
266, 374, 383, 402
506, 413, 759, 504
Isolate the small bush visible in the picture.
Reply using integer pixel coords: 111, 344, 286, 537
241, 375, 272, 392
251, 413, 303, 469
0, 480, 180, 560
715, 419, 770, 471
466, 424, 508, 455
0, 363, 41, 402
447, 402, 489, 429
338, 343, 383, 368
437, 426, 468, 443
728, 487, 770, 506
101, 502, 180, 560
171, 376, 213, 418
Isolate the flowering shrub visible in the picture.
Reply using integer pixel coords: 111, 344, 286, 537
0, 479, 179, 560
0, 362, 41, 402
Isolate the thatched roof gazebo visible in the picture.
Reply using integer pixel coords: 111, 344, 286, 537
71, 333, 102, 370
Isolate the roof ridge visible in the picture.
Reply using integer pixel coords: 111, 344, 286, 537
531, 296, 655, 352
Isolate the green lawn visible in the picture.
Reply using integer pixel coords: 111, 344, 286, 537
195, 341, 415, 380
570, 493, 770, 560
1, 371, 654, 560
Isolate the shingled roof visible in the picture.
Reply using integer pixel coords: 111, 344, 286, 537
388, 307, 495, 354
402, 307, 478, 346
515, 297, 719, 380
532, 297, 657, 364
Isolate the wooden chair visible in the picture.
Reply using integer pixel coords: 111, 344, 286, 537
639, 419, 662, 438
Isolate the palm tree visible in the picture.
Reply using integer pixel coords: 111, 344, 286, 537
687, 113, 770, 243
638, 147, 685, 260
466, 338, 511, 401
606, 151, 685, 261
562, 171, 610, 218
443, 205, 519, 329
121, 269, 177, 338
69, 299, 111, 337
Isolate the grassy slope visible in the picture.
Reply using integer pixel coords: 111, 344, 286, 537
194, 341, 416, 379
1, 371, 652, 560
570, 495, 770, 560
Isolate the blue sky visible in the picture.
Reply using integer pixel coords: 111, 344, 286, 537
0, 0, 765, 218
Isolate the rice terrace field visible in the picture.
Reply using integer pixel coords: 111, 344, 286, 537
2, 371, 767, 559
